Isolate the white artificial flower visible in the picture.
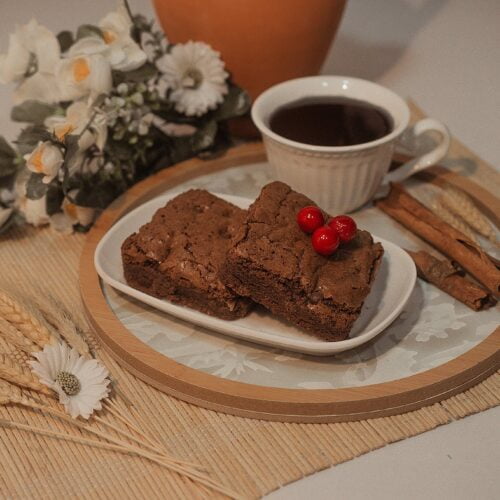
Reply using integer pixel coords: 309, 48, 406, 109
45, 100, 108, 151
0, 19, 60, 84
56, 54, 112, 101
68, 5, 146, 72
14, 72, 61, 104
24, 141, 64, 184
62, 190, 96, 227
29, 342, 110, 419
14, 172, 50, 227
17, 196, 50, 227
157, 41, 228, 116
0, 33, 30, 83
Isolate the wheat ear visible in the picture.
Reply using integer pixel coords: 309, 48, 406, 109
34, 293, 91, 357
9, 347, 31, 367
439, 186, 498, 243
0, 354, 53, 396
0, 317, 40, 354
0, 288, 58, 348
431, 199, 478, 242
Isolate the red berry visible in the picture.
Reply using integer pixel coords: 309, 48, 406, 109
297, 206, 324, 233
328, 215, 357, 243
311, 226, 340, 256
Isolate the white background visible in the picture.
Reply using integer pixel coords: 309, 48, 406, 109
0, 1, 498, 499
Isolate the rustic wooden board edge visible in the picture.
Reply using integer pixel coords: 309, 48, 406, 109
80, 142, 500, 423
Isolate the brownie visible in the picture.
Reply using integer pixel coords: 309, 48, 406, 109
121, 189, 253, 320
220, 181, 384, 340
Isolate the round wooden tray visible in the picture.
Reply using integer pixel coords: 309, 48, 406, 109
80, 142, 499, 423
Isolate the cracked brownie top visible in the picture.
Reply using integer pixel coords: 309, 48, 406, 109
230, 181, 384, 310
122, 189, 247, 297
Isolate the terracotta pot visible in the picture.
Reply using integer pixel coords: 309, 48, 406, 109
153, 0, 347, 136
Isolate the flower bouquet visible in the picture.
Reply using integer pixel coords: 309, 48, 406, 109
0, 1, 249, 234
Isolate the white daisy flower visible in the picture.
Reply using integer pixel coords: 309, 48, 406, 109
29, 342, 110, 419
157, 41, 229, 116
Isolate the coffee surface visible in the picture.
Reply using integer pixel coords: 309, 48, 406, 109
269, 97, 393, 147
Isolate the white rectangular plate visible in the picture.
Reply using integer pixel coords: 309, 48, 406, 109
94, 192, 416, 355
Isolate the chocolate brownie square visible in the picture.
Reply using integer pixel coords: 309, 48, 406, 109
220, 181, 384, 340
121, 189, 253, 320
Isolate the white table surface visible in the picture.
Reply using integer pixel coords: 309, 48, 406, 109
1, 1, 498, 499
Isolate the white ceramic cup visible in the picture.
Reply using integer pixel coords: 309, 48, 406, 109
251, 76, 450, 213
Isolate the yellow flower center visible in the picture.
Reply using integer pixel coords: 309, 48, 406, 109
55, 371, 81, 396
103, 30, 117, 45
30, 147, 45, 172
54, 123, 75, 142
73, 58, 91, 83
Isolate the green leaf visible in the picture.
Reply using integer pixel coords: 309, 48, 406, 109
26, 173, 49, 200
213, 85, 251, 121
0, 208, 17, 236
11, 100, 58, 125
192, 120, 217, 151
113, 63, 157, 84
0, 136, 16, 159
57, 30, 74, 52
76, 24, 103, 40
73, 182, 118, 209
0, 137, 18, 178
15, 126, 53, 155
46, 185, 64, 215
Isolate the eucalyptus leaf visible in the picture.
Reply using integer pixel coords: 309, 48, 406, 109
213, 86, 251, 121
26, 173, 48, 200
46, 185, 64, 215
0, 208, 17, 236
0, 160, 17, 180
113, 63, 157, 84
15, 126, 53, 155
11, 100, 58, 125
0, 136, 16, 159
76, 24, 103, 40
0, 137, 17, 178
192, 121, 217, 151
57, 30, 74, 52
74, 182, 118, 209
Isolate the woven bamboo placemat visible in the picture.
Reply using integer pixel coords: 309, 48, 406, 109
0, 103, 499, 499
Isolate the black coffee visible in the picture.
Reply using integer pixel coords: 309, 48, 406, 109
269, 97, 393, 147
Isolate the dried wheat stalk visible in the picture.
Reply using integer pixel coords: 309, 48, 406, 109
34, 293, 91, 357
0, 354, 53, 396
0, 288, 58, 348
0, 405, 240, 498
0, 317, 39, 354
0, 379, 238, 497
102, 400, 202, 470
439, 186, 498, 243
431, 199, 478, 243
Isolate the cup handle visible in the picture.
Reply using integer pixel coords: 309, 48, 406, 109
385, 118, 450, 184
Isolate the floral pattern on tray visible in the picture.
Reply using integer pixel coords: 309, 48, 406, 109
101, 161, 499, 390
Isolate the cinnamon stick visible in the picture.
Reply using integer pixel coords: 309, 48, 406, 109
406, 249, 496, 311
376, 183, 500, 296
